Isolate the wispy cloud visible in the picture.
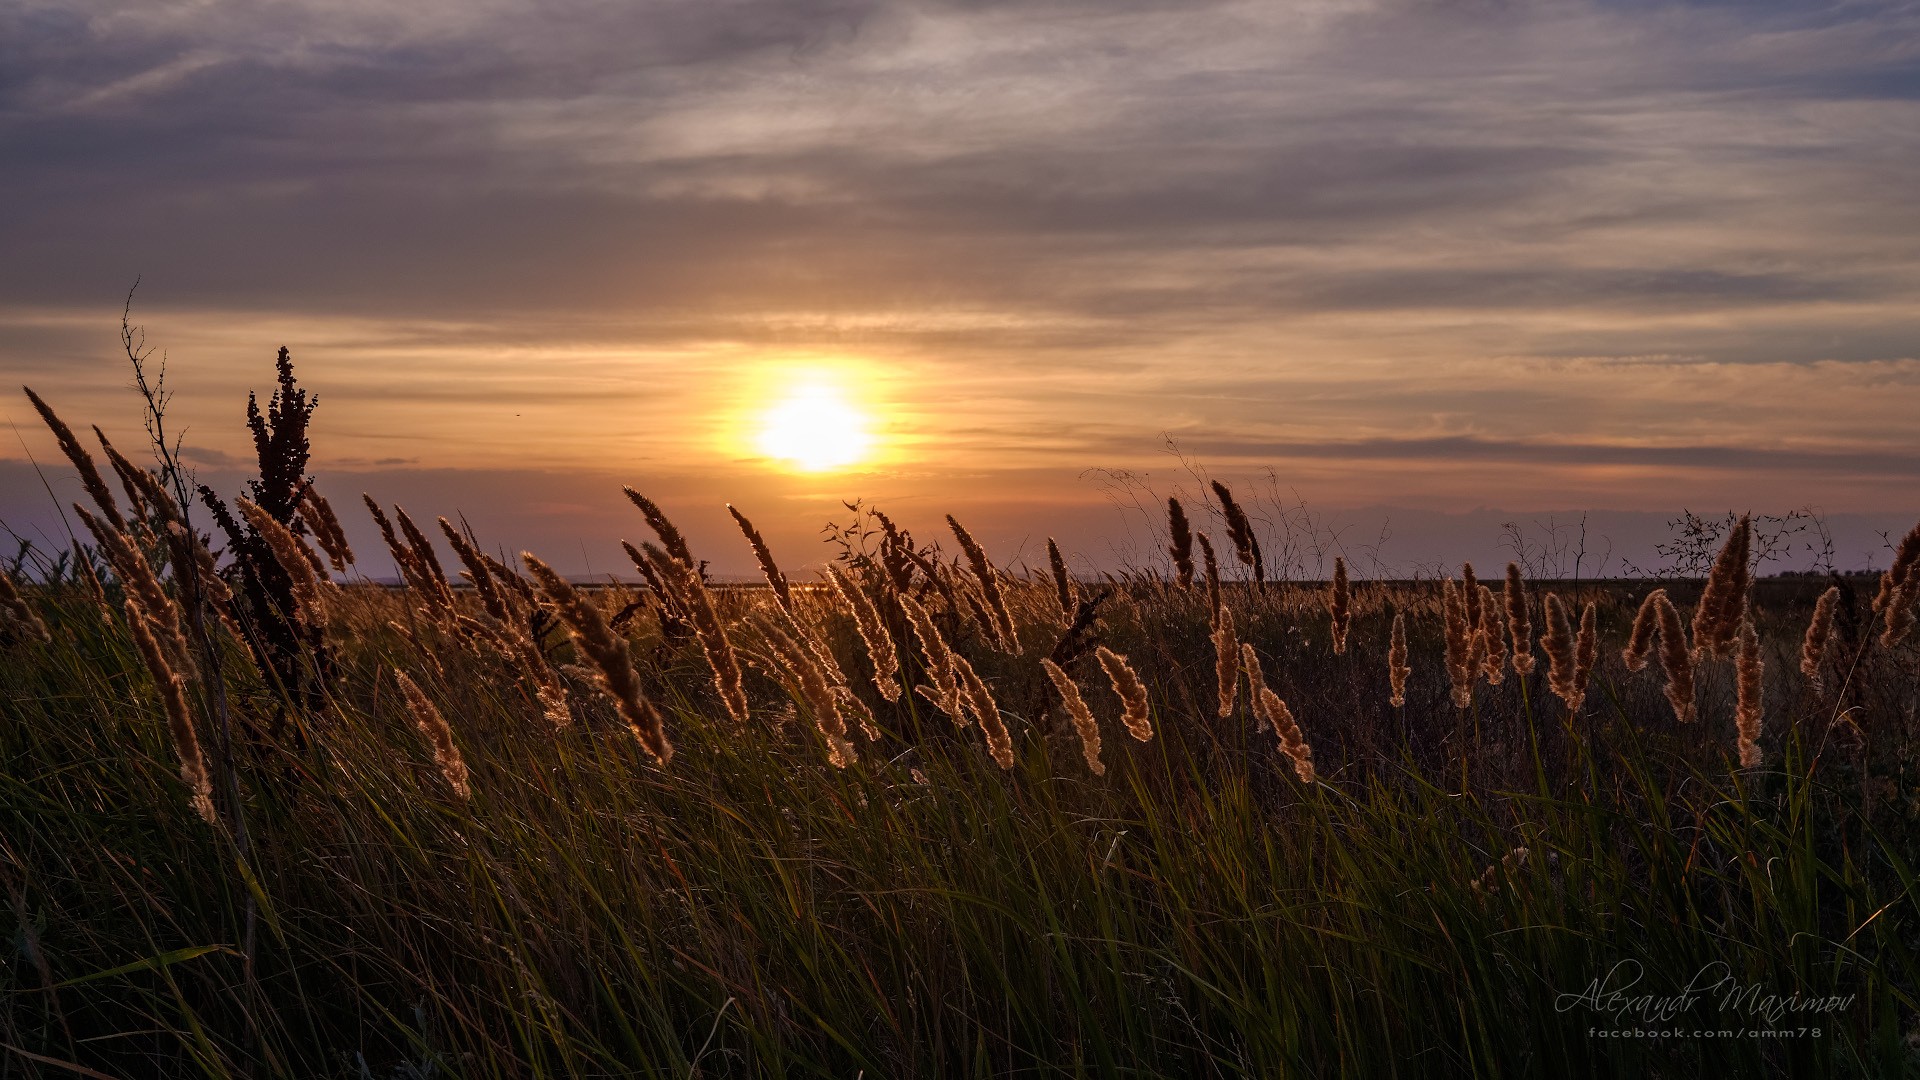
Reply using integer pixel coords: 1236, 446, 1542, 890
2, 0, 1917, 556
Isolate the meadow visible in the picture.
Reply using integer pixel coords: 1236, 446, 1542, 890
3, 354, 1919, 1078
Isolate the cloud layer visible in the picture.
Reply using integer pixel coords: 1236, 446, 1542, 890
3, 0, 1918, 570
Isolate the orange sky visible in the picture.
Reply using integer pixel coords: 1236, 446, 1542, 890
3, 0, 1918, 575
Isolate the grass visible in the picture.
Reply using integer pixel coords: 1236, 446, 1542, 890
3, 351, 1917, 1077
3, 559, 1918, 1078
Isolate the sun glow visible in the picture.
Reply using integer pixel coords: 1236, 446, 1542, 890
755, 380, 873, 472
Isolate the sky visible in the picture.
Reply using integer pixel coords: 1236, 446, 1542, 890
3, 0, 1919, 578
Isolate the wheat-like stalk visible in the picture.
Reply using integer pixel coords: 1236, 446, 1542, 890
1096, 645, 1153, 742
438, 518, 510, 623
1328, 558, 1351, 655
237, 498, 329, 631
24, 387, 127, 532
94, 430, 150, 523
300, 485, 355, 572
625, 540, 687, 615
396, 670, 471, 798
826, 565, 901, 702
1461, 563, 1481, 631
1622, 589, 1665, 672
948, 515, 1017, 648
1504, 563, 1534, 676
682, 562, 752, 728
74, 506, 194, 676
1571, 601, 1597, 708
1197, 532, 1222, 620
1877, 519, 1920, 646
623, 488, 695, 567
728, 504, 792, 612
632, 534, 749, 728
756, 615, 855, 767
386, 618, 445, 678
957, 581, 1007, 651
96, 428, 181, 526
394, 507, 457, 611
74, 506, 169, 622
1212, 602, 1239, 718
1041, 657, 1103, 776
441, 520, 568, 724
1166, 497, 1195, 589
898, 593, 966, 724
522, 553, 671, 764
364, 496, 430, 594
124, 598, 215, 825
787, 606, 881, 741
1241, 640, 1270, 702
1047, 538, 1076, 619
1388, 611, 1409, 707
1267, 691, 1313, 776
1654, 592, 1697, 723
1442, 578, 1473, 708
1210, 480, 1263, 588
167, 522, 235, 609
1541, 593, 1578, 712
1735, 616, 1764, 768
1476, 583, 1506, 686
477, 548, 537, 608
1801, 585, 1840, 685
1692, 516, 1751, 660
0, 567, 50, 643
1242, 643, 1313, 781
953, 652, 1014, 768
515, 630, 574, 728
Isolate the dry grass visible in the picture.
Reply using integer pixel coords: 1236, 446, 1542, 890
5, 378, 1920, 1077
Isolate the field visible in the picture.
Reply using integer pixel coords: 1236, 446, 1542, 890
4, 366, 1920, 1078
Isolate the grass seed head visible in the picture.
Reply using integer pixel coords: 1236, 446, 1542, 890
827, 565, 902, 702
1476, 583, 1506, 686
1042, 657, 1103, 776
299, 485, 355, 571
623, 488, 695, 568
1096, 645, 1153, 742
0, 566, 51, 643
728, 504, 792, 613
1622, 589, 1666, 672
1801, 585, 1840, 685
948, 515, 1017, 648
24, 386, 127, 533
1735, 616, 1764, 767
523, 553, 672, 764
125, 598, 215, 825
1166, 497, 1195, 590
1388, 611, 1409, 707
1209, 480, 1263, 587
1654, 592, 1698, 723
1504, 562, 1535, 676
1197, 532, 1222, 620
1212, 602, 1238, 718
1541, 592, 1580, 713
1047, 537, 1076, 619
396, 670, 471, 799
1442, 578, 1474, 709
1328, 558, 1351, 655
1692, 515, 1751, 660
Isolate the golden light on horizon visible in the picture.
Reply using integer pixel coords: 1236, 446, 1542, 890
754, 378, 874, 472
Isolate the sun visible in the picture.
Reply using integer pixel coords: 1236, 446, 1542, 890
755, 380, 873, 472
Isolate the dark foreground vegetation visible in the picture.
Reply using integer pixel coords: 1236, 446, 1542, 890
3, 346, 1919, 1078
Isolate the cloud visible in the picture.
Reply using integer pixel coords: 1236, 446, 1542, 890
1, 0, 1917, 538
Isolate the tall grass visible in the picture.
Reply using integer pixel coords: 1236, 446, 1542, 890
2, 375, 1919, 1077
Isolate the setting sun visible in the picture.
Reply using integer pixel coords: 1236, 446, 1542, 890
755, 381, 872, 471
